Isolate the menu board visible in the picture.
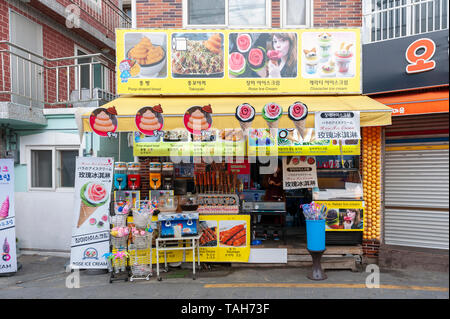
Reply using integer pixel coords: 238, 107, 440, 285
116, 28, 361, 95
128, 215, 251, 263
315, 201, 364, 232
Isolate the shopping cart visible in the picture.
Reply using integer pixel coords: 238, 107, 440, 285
129, 230, 153, 282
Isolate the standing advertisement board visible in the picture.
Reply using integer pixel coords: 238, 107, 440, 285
116, 28, 361, 95
70, 157, 114, 269
0, 159, 17, 274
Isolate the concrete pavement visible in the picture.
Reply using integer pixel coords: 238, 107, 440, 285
0, 254, 448, 299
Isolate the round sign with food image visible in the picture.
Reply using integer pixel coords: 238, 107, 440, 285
89, 107, 118, 137
183, 105, 213, 135
135, 105, 164, 136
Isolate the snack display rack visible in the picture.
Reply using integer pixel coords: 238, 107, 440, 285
108, 200, 131, 283
129, 231, 153, 281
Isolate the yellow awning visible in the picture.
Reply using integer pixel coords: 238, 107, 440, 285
81, 95, 392, 132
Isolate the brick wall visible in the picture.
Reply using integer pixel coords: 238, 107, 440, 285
313, 0, 362, 27
136, 0, 182, 28
272, 0, 280, 28
0, 0, 115, 108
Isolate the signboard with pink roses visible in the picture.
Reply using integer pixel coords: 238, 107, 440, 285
0, 159, 17, 274
116, 28, 361, 95
70, 157, 114, 270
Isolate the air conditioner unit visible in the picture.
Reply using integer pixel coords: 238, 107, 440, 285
69, 88, 116, 108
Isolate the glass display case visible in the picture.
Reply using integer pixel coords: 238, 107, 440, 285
312, 169, 363, 201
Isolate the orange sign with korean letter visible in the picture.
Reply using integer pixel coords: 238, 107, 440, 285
405, 38, 436, 74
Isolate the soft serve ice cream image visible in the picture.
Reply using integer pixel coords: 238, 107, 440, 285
184, 105, 213, 134
77, 182, 109, 228
318, 33, 332, 62
303, 48, 319, 74
89, 107, 118, 136
135, 104, 164, 136
335, 42, 354, 75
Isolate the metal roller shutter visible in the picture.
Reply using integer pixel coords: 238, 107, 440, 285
384, 113, 449, 250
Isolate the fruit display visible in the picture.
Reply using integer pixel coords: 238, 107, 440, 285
361, 126, 382, 241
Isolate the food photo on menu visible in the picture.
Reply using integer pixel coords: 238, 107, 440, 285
171, 33, 224, 78
123, 32, 167, 78
228, 32, 298, 78
301, 31, 356, 78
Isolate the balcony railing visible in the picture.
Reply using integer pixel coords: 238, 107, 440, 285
0, 41, 117, 109
362, 0, 449, 43
67, 0, 131, 35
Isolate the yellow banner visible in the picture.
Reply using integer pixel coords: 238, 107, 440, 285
128, 215, 250, 263
315, 200, 364, 232
116, 28, 361, 95
247, 128, 360, 156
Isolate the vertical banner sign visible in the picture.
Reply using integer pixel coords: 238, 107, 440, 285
282, 156, 318, 190
0, 159, 17, 274
70, 157, 113, 269
315, 111, 361, 140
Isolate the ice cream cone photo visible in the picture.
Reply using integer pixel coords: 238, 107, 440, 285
77, 182, 109, 228
235, 103, 255, 136
288, 102, 308, 139
262, 103, 283, 138
77, 204, 98, 228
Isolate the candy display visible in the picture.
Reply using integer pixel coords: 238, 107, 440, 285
362, 126, 382, 241
288, 102, 309, 139
302, 202, 328, 220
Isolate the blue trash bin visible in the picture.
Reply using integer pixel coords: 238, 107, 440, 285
306, 220, 326, 251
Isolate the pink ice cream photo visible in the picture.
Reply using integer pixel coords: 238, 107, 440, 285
0, 196, 9, 220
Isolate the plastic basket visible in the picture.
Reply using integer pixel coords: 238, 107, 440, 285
133, 233, 150, 249
110, 214, 128, 227
111, 235, 128, 249
131, 264, 152, 276
132, 210, 150, 229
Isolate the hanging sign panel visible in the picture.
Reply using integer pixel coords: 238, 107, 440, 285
116, 28, 361, 95
282, 156, 318, 190
0, 159, 17, 274
70, 157, 114, 269
315, 111, 361, 140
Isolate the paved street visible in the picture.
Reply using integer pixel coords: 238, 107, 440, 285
0, 254, 448, 300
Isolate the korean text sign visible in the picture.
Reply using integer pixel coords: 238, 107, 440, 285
70, 157, 114, 269
315, 111, 361, 140
0, 159, 17, 274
